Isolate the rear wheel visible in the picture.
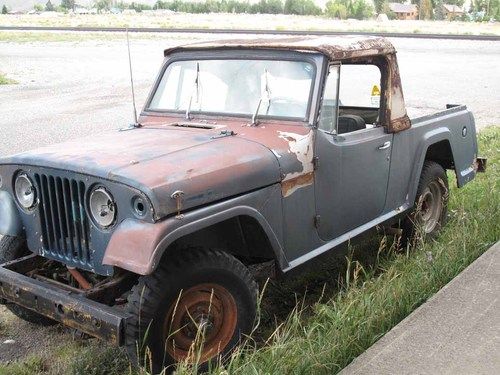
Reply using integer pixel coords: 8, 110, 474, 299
125, 248, 258, 373
402, 161, 449, 243
0, 236, 56, 326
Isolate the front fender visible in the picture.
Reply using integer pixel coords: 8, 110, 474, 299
0, 191, 23, 237
102, 184, 286, 275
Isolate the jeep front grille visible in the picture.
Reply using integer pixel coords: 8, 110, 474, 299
35, 174, 91, 266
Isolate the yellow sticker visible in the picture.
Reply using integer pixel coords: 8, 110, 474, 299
371, 85, 380, 96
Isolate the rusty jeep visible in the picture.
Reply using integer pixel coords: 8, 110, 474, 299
0, 36, 485, 371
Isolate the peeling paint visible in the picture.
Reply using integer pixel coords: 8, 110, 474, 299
281, 172, 314, 197
276, 130, 315, 197
278, 130, 314, 181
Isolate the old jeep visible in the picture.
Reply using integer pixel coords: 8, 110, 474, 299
0, 36, 485, 370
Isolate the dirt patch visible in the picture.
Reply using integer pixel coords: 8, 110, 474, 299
0, 306, 75, 363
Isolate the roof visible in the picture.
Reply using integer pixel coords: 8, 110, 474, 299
443, 4, 463, 12
164, 35, 396, 61
388, 3, 418, 13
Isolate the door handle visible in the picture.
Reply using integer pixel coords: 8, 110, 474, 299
378, 141, 391, 150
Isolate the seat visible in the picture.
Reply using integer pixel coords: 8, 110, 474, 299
338, 115, 366, 134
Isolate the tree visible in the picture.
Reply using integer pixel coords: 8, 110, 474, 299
373, 0, 388, 13
326, 0, 373, 19
45, 0, 55, 11
61, 0, 75, 10
284, 0, 322, 15
257, 0, 284, 14
472, 0, 500, 18
326, 0, 348, 18
95, 0, 113, 12
434, 0, 444, 19
419, 0, 433, 19
1, 5, 7, 14
34, 4, 44, 11
351, 0, 374, 19
443, 0, 464, 6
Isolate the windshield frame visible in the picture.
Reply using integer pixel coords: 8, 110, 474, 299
143, 49, 323, 124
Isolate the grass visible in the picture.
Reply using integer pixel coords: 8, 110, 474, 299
0, 31, 158, 43
0, 356, 46, 375
0, 72, 16, 85
0, 341, 131, 375
0, 126, 498, 374
0, 14, 499, 36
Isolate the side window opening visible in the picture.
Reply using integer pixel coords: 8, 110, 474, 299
318, 63, 383, 135
338, 64, 382, 133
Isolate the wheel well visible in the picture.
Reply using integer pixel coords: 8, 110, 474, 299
167, 216, 276, 266
425, 140, 454, 170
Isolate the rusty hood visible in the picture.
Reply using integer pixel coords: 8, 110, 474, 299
1, 124, 283, 219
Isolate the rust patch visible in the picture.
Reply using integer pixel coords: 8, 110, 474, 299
164, 35, 396, 61
281, 172, 314, 197
389, 115, 411, 133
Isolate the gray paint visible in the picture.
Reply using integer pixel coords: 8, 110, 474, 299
314, 126, 394, 240
0, 191, 23, 237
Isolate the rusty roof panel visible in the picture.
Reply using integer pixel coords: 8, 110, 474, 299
164, 35, 396, 60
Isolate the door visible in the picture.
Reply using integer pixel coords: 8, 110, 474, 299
314, 64, 393, 241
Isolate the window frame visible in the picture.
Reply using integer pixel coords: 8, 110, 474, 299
317, 63, 341, 134
143, 49, 323, 124
316, 59, 387, 135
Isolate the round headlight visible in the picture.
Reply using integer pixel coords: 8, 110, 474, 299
15, 173, 36, 209
89, 187, 116, 228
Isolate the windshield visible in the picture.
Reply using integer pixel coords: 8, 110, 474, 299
148, 59, 315, 119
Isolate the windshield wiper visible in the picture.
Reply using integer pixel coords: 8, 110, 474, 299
251, 69, 271, 126
186, 62, 200, 120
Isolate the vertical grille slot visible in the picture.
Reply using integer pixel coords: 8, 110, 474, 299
35, 174, 91, 266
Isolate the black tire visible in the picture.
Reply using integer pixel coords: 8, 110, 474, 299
125, 248, 258, 373
402, 161, 449, 244
0, 236, 56, 326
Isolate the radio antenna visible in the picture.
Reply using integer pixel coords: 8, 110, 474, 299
126, 28, 140, 127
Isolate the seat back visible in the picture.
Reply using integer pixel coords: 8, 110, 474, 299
338, 115, 366, 134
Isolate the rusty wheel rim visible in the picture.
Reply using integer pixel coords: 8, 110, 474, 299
418, 181, 443, 234
164, 283, 237, 363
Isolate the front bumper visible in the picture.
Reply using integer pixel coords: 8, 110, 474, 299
0, 256, 130, 346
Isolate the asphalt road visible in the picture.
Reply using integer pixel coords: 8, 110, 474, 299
0, 35, 499, 158
2, 26, 500, 40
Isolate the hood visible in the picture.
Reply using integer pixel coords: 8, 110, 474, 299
2, 125, 283, 219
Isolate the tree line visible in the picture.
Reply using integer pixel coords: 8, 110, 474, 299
1, 0, 497, 21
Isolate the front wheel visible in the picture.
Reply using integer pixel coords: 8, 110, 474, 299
402, 161, 449, 243
125, 248, 258, 373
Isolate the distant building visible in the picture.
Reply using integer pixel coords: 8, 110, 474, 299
442, 4, 464, 19
388, 3, 418, 20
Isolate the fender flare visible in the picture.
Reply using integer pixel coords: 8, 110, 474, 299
152, 206, 287, 271
407, 127, 456, 204
103, 203, 287, 275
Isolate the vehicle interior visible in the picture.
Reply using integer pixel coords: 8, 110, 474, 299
318, 63, 383, 134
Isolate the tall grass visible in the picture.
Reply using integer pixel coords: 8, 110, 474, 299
0, 72, 16, 85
